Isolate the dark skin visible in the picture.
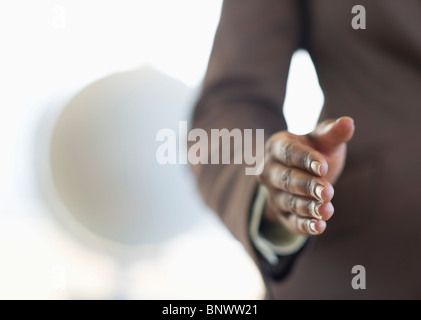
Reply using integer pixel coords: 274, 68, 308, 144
257, 116, 355, 236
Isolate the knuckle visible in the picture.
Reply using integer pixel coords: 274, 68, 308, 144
267, 132, 286, 150
303, 220, 311, 233
287, 213, 310, 236
282, 141, 294, 166
305, 177, 321, 199
296, 217, 306, 234
305, 178, 314, 197
288, 194, 297, 213
265, 139, 273, 154
280, 167, 293, 191
309, 200, 323, 219
306, 200, 316, 216
302, 151, 312, 172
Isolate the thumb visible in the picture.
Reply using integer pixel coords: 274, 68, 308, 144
309, 117, 355, 154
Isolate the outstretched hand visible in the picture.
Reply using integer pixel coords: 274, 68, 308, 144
258, 117, 355, 236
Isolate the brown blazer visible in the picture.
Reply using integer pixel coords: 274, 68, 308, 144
191, 0, 421, 299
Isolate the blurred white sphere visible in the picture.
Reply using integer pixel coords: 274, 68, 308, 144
41, 66, 203, 245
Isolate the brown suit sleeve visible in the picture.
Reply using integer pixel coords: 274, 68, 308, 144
190, 0, 305, 284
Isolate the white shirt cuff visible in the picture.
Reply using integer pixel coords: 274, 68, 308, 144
249, 184, 308, 265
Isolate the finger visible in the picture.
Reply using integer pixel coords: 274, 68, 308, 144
266, 162, 334, 202
274, 191, 334, 220
309, 117, 355, 154
268, 138, 328, 176
278, 211, 326, 236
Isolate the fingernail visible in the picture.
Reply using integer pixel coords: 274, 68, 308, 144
314, 184, 325, 201
311, 202, 323, 219
309, 220, 318, 234
310, 160, 322, 176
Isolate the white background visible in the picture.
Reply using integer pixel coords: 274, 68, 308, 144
0, 0, 323, 299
